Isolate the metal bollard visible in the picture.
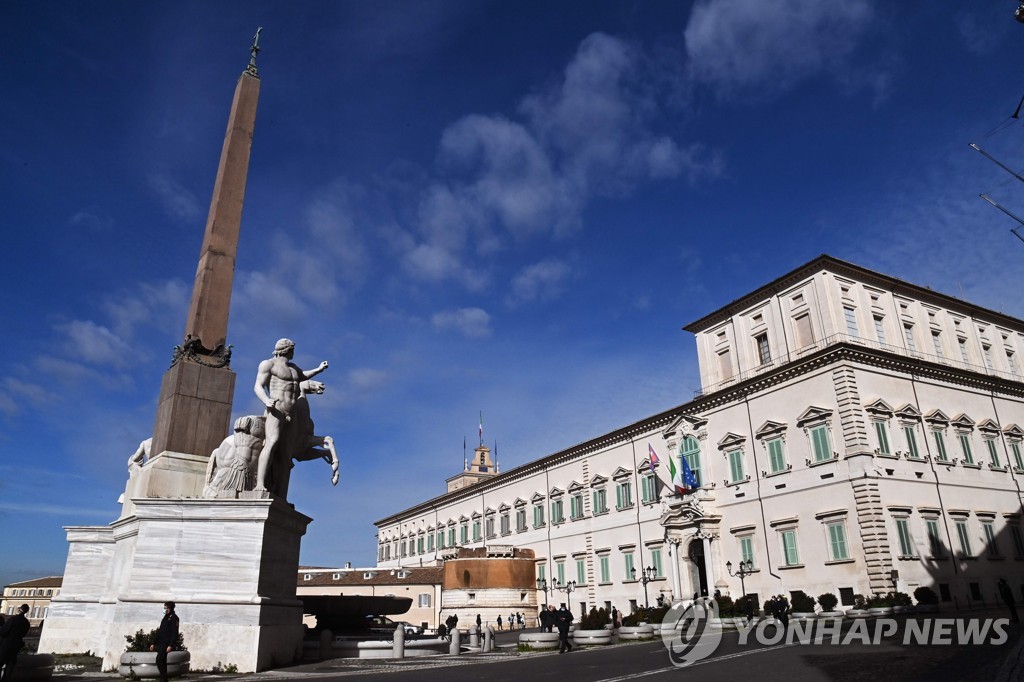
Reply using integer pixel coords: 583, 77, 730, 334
318, 629, 333, 661
393, 625, 405, 658
450, 627, 461, 655
483, 625, 493, 652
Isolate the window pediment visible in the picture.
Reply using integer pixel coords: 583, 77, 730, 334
531, 492, 546, 503
567, 480, 584, 493
458, 515, 469, 522
755, 420, 788, 439
977, 419, 1000, 434
717, 432, 747, 450
951, 413, 975, 430
470, 511, 482, 519
663, 414, 707, 440
1003, 424, 1024, 439
796, 406, 833, 427
484, 507, 496, 516
549, 487, 564, 498
498, 502, 511, 512
864, 399, 894, 417
612, 467, 632, 480
637, 458, 655, 473
893, 404, 921, 421
513, 498, 527, 508
590, 474, 608, 487
924, 409, 950, 425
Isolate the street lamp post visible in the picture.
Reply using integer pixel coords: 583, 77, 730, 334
631, 566, 657, 609
552, 578, 577, 600
536, 577, 550, 607
726, 560, 754, 601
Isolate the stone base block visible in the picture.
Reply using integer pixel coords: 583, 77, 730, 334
39, 498, 311, 673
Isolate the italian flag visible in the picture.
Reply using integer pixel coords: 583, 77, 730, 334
668, 455, 686, 495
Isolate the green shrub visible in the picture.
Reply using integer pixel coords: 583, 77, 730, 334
789, 590, 816, 613
733, 596, 756, 616
892, 591, 912, 607
716, 596, 735, 617
621, 611, 640, 627
817, 593, 839, 611
643, 605, 671, 624
853, 594, 868, 609
123, 629, 186, 653
578, 607, 609, 630
914, 586, 939, 605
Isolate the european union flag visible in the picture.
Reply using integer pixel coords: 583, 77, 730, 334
682, 456, 700, 492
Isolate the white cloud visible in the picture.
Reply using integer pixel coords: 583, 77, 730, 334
148, 173, 202, 222
0, 378, 57, 417
431, 307, 492, 338
506, 259, 572, 306
397, 32, 719, 291
68, 207, 114, 232
102, 279, 188, 340
58, 320, 133, 368
684, 0, 875, 99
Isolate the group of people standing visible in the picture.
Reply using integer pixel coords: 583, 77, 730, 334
538, 604, 575, 654
766, 595, 791, 629
495, 613, 525, 630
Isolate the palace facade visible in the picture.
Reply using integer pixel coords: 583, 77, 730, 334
374, 255, 1024, 614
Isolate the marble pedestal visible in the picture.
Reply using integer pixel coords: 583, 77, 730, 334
38, 497, 311, 673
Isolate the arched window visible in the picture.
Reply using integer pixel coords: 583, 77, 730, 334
681, 436, 702, 487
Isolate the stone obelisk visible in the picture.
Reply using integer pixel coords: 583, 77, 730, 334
143, 32, 262, 497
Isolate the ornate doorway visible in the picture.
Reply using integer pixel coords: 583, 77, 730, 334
688, 540, 709, 597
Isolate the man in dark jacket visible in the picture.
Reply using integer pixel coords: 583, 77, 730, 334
556, 603, 574, 654
0, 605, 31, 682
150, 602, 180, 682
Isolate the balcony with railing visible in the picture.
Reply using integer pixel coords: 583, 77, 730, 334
694, 333, 1022, 398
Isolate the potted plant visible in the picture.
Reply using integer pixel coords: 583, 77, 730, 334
914, 586, 939, 613
866, 593, 893, 616
817, 592, 843, 618
845, 594, 870, 619
789, 591, 816, 620
572, 608, 613, 645
118, 629, 190, 679
891, 591, 914, 614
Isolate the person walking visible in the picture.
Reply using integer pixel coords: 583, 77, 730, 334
496, 615, 503, 631
517, 613, 524, 630
744, 596, 755, 625
538, 606, 550, 632
556, 603, 574, 654
475, 613, 482, 631
150, 601, 180, 682
999, 578, 1019, 623
0, 604, 30, 682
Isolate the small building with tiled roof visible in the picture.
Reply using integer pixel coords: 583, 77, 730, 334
2, 576, 63, 626
296, 566, 442, 630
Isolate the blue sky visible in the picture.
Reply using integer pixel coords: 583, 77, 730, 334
3, 1, 1024, 587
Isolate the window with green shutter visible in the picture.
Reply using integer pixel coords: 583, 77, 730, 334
556, 562, 565, 584
570, 494, 582, 519
728, 449, 745, 482
1012, 442, 1024, 469
781, 530, 799, 566
932, 430, 949, 461
828, 522, 849, 560
955, 520, 972, 556
767, 438, 786, 473
985, 439, 1001, 467
925, 519, 943, 556
903, 426, 920, 459
624, 553, 635, 579
874, 421, 891, 455
959, 434, 974, 464
740, 536, 755, 567
811, 425, 832, 462
895, 518, 915, 556
576, 559, 586, 585
599, 555, 610, 583
681, 436, 702, 487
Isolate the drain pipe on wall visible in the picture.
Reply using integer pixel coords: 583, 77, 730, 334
743, 390, 782, 585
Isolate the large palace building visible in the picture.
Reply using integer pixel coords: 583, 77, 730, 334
374, 255, 1024, 616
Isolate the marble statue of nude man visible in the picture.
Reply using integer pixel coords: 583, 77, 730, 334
253, 338, 328, 493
